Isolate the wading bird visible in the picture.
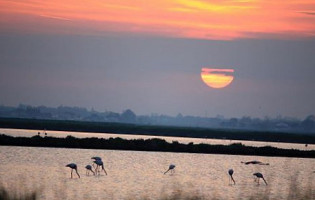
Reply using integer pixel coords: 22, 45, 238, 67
66, 163, 80, 178
253, 172, 267, 185
228, 169, 235, 185
164, 164, 176, 174
94, 159, 107, 175
91, 157, 102, 169
241, 161, 269, 165
85, 165, 95, 176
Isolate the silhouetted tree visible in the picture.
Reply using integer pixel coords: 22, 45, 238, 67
121, 109, 136, 123
301, 115, 315, 131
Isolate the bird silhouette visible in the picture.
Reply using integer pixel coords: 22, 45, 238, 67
164, 164, 176, 174
85, 165, 95, 176
253, 172, 267, 185
91, 157, 102, 169
241, 161, 269, 165
66, 163, 80, 178
94, 159, 107, 175
228, 169, 235, 185
91, 156, 102, 161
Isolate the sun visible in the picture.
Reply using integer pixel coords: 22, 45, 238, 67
201, 68, 234, 89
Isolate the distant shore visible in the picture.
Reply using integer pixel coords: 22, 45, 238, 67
0, 117, 314, 144
1, 134, 314, 158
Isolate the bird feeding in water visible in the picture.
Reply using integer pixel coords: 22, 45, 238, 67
91, 156, 102, 169
253, 172, 267, 185
164, 164, 176, 174
228, 169, 235, 185
66, 163, 80, 178
85, 165, 95, 176
94, 159, 107, 175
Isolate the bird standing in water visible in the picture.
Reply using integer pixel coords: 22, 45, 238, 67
66, 163, 80, 178
164, 164, 176, 174
91, 157, 102, 169
94, 159, 107, 175
85, 165, 95, 176
228, 169, 235, 185
253, 172, 267, 185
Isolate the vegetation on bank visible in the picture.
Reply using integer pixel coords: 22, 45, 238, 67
0, 118, 314, 144
0, 134, 314, 158
0, 185, 37, 200
0, 178, 313, 200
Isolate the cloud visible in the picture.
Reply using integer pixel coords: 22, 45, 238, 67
0, 0, 314, 40
299, 11, 315, 16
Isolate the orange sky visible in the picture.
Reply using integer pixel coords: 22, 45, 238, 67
0, 0, 315, 40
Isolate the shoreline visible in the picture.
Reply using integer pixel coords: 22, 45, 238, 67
0, 117, 314, 145
1, 134, 314, 158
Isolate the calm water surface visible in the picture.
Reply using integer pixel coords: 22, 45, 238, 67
0, 128, 313, 150
0, 146, 314, 199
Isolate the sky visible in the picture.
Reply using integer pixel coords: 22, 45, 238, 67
0, 0, 315, 119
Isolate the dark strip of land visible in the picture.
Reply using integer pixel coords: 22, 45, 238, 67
0, 134, 314, 158
0, 117, 314, 144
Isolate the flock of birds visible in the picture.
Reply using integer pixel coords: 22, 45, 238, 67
66, 157, 107, 179
67, 158, 269, 186
228, 160, 269, 185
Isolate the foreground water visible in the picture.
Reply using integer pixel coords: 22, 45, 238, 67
0, 128, 314, 150
0, 146, 314, 200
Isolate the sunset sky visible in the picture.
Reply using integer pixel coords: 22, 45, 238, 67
1, 0, 315, 118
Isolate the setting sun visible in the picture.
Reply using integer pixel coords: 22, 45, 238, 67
201, 68, 234, 89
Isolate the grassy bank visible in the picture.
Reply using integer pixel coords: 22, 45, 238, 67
0, 179, 313, 200
0, 117, 314, 144
1, 134, 314, 158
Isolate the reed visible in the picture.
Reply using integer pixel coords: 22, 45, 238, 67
0, 185, 38, 200
0, 178, 313, 200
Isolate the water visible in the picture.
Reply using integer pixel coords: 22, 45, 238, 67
0, 128, 313, 150
0, 146, 314, 199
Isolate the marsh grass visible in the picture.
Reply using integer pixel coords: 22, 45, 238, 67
0, 185, 38, 200
0, 177, 313, 200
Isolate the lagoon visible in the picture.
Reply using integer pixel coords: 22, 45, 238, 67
0, 145, 314, 199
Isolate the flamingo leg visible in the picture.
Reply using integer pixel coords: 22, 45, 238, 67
164, 169, 170, 174
90, 169, 95, 175
263, 178, 268, 185
71, 169, 73, 179
75, 169, 80, 178
231, 175, 235, 185
96, 165, 99, 175
102, 166, 107, 175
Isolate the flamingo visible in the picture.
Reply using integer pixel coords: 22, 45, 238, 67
241, 161, 269, 165
66, 163, 80, 178
253, 172, 267, 185
91, 157, 102, 169
94, 160, 107, 175
164, 164, 176, 174
228, 169, 235, 185
85, 165, 95, 176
